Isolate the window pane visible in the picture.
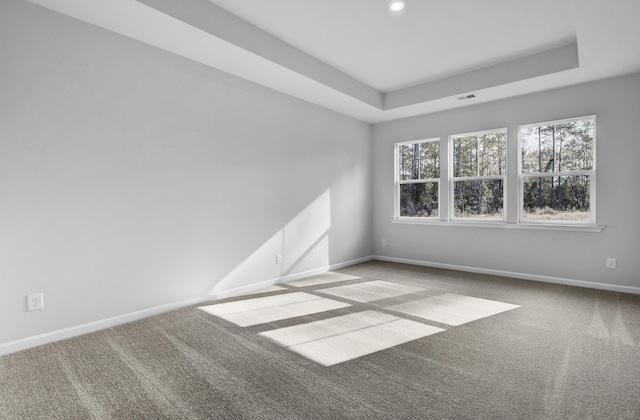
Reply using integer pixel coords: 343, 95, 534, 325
453, 136, 477, 177
521, 118, 594, 174
400, 182, 438, 218
398, 144, 414, 181
453, 132, 506, 177
520, 126, 554, 173
522, 175, 590, 222
453, 179, 503, 219
478, 132, 507, 176
555, 120, 594, 171
419, 141, 440, 179
398, 141, 439, 180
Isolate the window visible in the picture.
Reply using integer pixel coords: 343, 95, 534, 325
395, 138, 440, 218
450, 129, 507, 220
392, 116, 599, 230
519, 116, 595, 223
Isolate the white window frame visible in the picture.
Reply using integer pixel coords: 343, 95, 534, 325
448, 128, 508, 222
394, 138, 440, 220
518, 116, 596, 225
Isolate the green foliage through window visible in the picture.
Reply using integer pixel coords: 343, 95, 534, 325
451, 129, 507, 219
520, 117, 594, 223
397, 139, 439, 218
521, 119, 593, 173
394, 116, 595, 225
400, 183, 438, 217
398, 141, 439, 180
453, 132, 506, 177
454, 179, 504, 219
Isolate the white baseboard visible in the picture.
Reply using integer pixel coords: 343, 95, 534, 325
0, 255, 373, 357
373, 255, 640, 295
0, 295, 212, 357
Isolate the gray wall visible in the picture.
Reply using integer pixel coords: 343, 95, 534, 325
0, 1, 373, 347
373, 73, 640, 290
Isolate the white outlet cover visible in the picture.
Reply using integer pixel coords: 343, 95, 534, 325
27, 293, 44, 311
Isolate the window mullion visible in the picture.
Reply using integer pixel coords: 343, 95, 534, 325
522, 170, 592, 179
399, 178, 440, 184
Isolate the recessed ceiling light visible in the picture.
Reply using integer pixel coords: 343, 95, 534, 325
388, 0, 407, 13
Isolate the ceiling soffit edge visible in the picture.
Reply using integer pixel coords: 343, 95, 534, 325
136, 0, 384, 109
384, 41, 579, 110
23, 0, 590, 123
138, 0, 580, 112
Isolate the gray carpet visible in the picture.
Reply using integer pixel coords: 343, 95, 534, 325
1, 261, 639, 419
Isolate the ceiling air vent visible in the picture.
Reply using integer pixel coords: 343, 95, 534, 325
457, 94, 477, 100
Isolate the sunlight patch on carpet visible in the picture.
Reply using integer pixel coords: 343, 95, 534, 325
198, 292, 351, 327
388, 293, 520, 326
316, 280, 425, 302
260, 310, 444, 366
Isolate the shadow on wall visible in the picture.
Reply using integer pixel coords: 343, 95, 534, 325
209, 190, 331, 297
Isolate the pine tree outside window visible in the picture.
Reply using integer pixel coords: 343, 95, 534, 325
395, 138, 440, 219
449, 128, 507, 220
519, 116, 595, 224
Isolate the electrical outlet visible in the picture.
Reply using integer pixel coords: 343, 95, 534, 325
381, 239, 387, 247
606, 257, 617, 269
276, 253, 283, 264
27, 293, 44, 311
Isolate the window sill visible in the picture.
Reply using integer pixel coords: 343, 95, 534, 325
390, 218, 605, 232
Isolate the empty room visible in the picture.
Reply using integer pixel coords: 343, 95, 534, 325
1, 0, 640, 418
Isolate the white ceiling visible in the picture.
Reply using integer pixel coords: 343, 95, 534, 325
206, 0, 577, 92
26, 0, 640, 123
